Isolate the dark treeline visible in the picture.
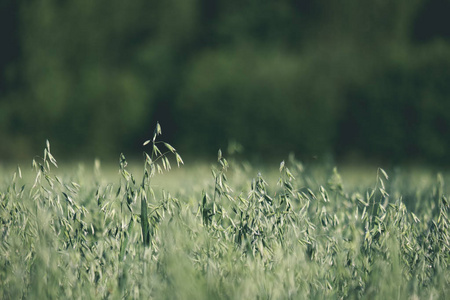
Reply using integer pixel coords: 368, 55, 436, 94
1, 0, 450, 164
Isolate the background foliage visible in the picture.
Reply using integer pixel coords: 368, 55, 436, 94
1, 0, 450, 163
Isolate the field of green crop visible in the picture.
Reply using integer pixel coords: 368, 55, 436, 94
1, 127, 449, 299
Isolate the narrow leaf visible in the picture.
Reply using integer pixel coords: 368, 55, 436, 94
141, 190, 150, 247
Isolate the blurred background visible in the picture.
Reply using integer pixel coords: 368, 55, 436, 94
1, 0, 450, 165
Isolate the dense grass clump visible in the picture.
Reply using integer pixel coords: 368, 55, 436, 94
1, 127, 449, 299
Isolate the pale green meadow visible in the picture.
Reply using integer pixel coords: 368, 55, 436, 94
1, 125, 449, 299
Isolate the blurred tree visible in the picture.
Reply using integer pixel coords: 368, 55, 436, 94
0, 0, 449, 164
7, 0, 165, 158
175, 45, 342, 159
338, 42, 450, 164
412, 0, 450, 43
0, 0, 20, 95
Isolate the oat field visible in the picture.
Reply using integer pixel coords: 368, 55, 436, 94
1, 127, 449, 299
